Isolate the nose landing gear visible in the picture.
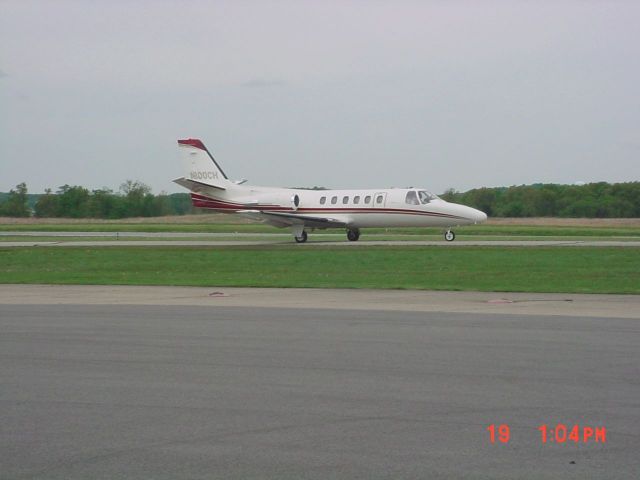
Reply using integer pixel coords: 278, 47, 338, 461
444, 229, 456, 242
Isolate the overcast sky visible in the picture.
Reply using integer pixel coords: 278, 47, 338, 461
1, 0, 639, 194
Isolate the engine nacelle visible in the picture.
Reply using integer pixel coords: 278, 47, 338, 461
291, 194, 300, 211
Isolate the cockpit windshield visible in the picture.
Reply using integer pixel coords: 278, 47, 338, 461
406, 190, 439, 205
418, 191, 438, 204
405, 190, 419, 205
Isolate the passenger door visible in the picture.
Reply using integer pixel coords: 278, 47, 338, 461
373, 192, 387, 208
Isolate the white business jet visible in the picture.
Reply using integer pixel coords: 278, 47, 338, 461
174, 139, 487, 243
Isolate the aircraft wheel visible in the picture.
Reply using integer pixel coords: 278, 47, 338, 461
444, 230, 455, 242
347, 229, 360, 242
295, 231, 308, 243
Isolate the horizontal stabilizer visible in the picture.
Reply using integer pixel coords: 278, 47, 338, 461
173, 177, 226, 192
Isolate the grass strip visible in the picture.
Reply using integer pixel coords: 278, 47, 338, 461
1, 246, 638, 294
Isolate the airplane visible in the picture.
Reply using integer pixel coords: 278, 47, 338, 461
174, 138, 487, 243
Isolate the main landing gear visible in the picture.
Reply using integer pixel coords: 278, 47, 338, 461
292, 228, 360, 243
444, 229, 456, 242
292, 225, 308, 243
347, 228, 360, 242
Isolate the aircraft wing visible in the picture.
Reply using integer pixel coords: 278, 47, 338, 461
237, 210, 347, 229
173, 177, 226, 193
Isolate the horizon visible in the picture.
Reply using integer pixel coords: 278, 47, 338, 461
2, 179, 637, 198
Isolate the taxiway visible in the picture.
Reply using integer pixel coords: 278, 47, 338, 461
1, 286, 638, 479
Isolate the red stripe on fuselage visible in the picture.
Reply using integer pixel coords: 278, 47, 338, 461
190, 193, 466, 220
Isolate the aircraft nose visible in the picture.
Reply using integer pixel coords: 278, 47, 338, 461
465, 207, 487, 224
451, 203, 488, 224
475, 209, 488, 223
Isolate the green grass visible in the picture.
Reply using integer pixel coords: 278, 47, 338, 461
0, 235, 287, 242
0, 223, 278, 233
1, 246, 638, 294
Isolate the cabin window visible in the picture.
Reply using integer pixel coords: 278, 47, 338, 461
342, 196, 349, 204
376, 195, 383, 204
354, 196, 360, 204
364, 195, 371, 204
331, 196, 338, 205
320, 196, 326, 205
405, 191, 419, 205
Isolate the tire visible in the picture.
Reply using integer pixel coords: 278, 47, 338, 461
347, 229, 360, 242
295, 231, 308, 243
444, 230, 455, 242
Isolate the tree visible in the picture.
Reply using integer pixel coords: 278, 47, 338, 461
56, 185, 90, 217
120, 180, 151, 197
440, 188, 460, 203
467, 188, 497, 217
532, 186, 559, 216
152, 193, 171, 217
86, 188, 124, 218
34, 188, 59, 217
120, 180, 154, 217
168, 193, 194, 215
0, 182, 30, 217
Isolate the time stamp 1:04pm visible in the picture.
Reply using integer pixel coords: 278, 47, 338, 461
487, 424, 607, 444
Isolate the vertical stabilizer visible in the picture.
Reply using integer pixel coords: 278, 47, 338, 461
177, 138, 231, 189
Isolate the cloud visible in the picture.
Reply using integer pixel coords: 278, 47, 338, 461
240, 78, 286, 88
0, 69, 7, 79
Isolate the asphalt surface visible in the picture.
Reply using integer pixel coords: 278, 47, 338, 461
1, 300, 639, 479
2, 230, 639, 247
2, 285, 639, 319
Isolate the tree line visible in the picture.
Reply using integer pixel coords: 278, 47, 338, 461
0, 181, 194, 218
1, 181, 639, 218
440, 182, 640, 218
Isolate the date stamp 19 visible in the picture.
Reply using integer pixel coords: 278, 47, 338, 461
487, 424, 606, 444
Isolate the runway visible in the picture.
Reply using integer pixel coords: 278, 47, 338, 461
1, 287, 639, 479
2, 230, 639, 247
